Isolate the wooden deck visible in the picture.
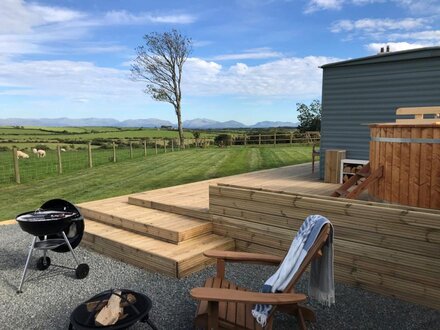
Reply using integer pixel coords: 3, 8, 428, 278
80, 163, 339, 277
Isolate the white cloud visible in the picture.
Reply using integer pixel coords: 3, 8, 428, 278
211, 48, 283, 61
331, 18, 427, 33
0, 0, 85, 34
366, 41, 433, 52
304, 0, 440, 14
103, 11, 196, 25
183, 56, 341, 98
0, 59, 142, 100
387, 30, 440, 41
393, 0, 440, 15
305, 0, 344, 13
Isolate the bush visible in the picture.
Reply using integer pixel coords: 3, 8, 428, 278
0, 146, 10, 151
214, 134, 232, 147
35, 144, 48, 150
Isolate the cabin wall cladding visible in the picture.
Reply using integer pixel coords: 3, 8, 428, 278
209, 184, 440, 310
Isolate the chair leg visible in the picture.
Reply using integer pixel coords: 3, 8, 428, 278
297, 308, 306, 330
207, 301, 219, 330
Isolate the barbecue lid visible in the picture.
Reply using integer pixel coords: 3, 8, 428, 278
16, 210, 78, 222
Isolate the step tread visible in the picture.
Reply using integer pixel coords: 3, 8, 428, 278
81, 200, 206, 228
84, 220, 233, 262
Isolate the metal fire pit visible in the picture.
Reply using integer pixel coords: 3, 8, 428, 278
69, 289, 157, 330
16, 199, 89, 293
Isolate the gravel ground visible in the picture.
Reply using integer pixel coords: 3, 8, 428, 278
1, 224, 439, 330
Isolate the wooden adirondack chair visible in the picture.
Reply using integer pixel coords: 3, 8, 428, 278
190, 223, 331, 330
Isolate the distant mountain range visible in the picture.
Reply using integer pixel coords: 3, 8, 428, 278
0, 117, 298, 129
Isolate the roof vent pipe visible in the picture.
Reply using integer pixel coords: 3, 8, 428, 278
380, 47, 384, 53
386, 45, 390, 52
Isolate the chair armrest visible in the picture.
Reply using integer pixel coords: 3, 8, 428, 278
204, 250, 283, 265
190, 288, 306, 305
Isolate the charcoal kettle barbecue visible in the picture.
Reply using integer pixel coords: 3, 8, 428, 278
16, 199, 89, 293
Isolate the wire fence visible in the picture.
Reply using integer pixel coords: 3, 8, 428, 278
1, 133, 320, 185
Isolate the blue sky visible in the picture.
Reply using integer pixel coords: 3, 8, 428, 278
0, 0, 439, 125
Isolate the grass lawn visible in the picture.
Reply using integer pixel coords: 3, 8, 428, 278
0, 146, 312, 221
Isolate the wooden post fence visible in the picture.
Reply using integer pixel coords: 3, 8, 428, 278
144, 140, 147, 157
290, 132, 293, 145
171, 139, 174, 152
259, 134, 261, 146
57, 146, 62, 174
88, 142, 93, 168
130, 142, 133, 159
230, 136, 233, 147
155, 139, 158, 155
113, 142, 117, 162
244, 134, 247, 146
164, 140, 167, 153
12, 148, 20, 184
274, 132, 277, 146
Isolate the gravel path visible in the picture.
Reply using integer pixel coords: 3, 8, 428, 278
1, 224, 439, 330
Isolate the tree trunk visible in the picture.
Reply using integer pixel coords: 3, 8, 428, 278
176, 107, 185, 149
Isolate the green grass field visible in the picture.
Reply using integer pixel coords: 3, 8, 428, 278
0, 146, 312, 220
0, 126, 211, 143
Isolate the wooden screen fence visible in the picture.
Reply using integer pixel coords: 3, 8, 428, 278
209, 184, 440, 310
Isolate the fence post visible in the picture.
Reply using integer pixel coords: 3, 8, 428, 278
164, 139, 167, 153
88, 142, 93, 168
274, 132, 277, 146
113, 142, 117, 162
290, 132, 293, 145
130, 142, 133, 159
12, 148, 20, 184
244, 134, 247, 146
155, 139, 158, 155
171, 139, 174, 152
259, 134, 261, 146
230, 135, 233, 147
144, 140, 147, 157
57, 146, 62, 174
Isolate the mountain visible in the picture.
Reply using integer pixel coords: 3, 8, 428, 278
0, 117, 298, 129
250, 121, 298, 128
120, 119, 174, 128
183, 119, 247, 129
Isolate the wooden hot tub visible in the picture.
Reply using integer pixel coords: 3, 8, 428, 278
369, 108, 440, 209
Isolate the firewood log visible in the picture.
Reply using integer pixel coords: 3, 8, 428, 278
95, 290, 123, 326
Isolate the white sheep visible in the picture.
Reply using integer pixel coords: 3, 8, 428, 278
37, 149, 46, 158
32, 148, 38, 154
17, 150, 29, 159
60, 148, 66, 152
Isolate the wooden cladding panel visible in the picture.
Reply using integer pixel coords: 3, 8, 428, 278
369, 124, 440, 209
208, 185, 440, 310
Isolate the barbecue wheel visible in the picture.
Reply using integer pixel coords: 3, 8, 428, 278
36, 256, 51, 270
75, 263, 89, 279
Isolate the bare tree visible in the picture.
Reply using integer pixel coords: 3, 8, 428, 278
131, 29, 192, 147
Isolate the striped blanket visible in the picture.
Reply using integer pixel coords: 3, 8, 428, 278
251, 214, 335, 327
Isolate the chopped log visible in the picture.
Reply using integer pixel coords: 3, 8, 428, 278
86, 293, 137, 312
95, 290, 123, 326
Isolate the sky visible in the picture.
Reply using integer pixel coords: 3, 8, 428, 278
0, 0, 439, 125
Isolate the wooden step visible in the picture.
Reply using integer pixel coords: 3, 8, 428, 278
128, 195, 211, 221
83, 220, 235, 278
78, 199, 212, 244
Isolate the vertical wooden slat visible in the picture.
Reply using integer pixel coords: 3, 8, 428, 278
88, 142, 93, 168
384, 128, 394, 202
130, 142, 133, 159
399, 127, 411, 205
408, 127, 421, 207
113, 142, 117, 162
12, 148, 20, 184
419, 127, 433, 208
155, 139, 158, 155
57, 146, 62, 174
143, 140, 147, 157
391, 128, 401, 203
431, 128, 440, 209
378, 127, 387, 199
